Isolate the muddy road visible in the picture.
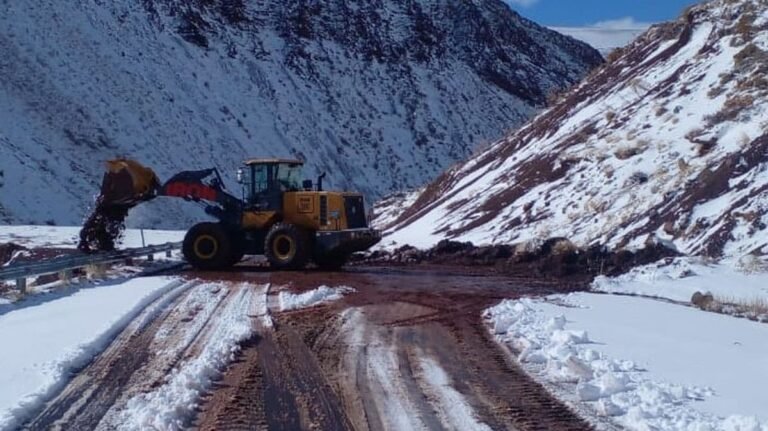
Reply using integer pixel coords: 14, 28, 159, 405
23, 265, 592, 431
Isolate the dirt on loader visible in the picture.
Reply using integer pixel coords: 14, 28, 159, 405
78, 160, 159, 253
77, 198, 130, 252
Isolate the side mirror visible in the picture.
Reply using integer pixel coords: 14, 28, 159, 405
302, 179, 313, 190
236, 167, 245, 184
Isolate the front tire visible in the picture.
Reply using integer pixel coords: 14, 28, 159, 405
264, 223, 309, 270
183, 222, 233, 270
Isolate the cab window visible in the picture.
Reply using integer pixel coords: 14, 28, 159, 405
252, 164, 269, 195
274, 164, 302, 191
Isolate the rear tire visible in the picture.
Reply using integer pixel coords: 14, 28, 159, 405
183, 222, 233, 270
264, 223, 309, 270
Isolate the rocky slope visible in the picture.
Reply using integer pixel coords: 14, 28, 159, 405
0, 0, 600, 228
383, 0, 768, 259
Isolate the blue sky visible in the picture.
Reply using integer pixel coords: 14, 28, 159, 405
505, 0, 705, 27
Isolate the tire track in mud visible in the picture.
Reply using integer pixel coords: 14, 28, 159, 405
24, 266, 595, 431
190, 266, 592, 431
22, 280, 246, 431
196, 308, 353, 431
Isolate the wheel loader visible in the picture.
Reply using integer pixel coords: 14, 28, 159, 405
79, 158, 381, 270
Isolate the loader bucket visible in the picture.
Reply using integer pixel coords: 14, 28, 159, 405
101, 159, 160, 206
78, 159, 160, 252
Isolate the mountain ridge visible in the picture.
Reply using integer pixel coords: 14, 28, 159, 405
0, 0, 601, 228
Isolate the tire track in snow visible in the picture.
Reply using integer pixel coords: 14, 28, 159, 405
22, 279, 200, 431
22, 281, 257, 431
414, 354, 493, 431
114, 286, 256, 430
338, 308, 493, 431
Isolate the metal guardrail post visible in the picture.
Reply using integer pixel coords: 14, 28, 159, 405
60, 269, 73, 285
16, 278, 26, 294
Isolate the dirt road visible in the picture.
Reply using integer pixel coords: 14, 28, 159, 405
23, 265, 592, 431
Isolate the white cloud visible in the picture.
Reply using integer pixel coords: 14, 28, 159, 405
590, 17, 652, 31
551, 17, 651, 56
506, 0, 540, 7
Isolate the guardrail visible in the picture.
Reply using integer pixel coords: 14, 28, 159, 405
0, 242, 183, 294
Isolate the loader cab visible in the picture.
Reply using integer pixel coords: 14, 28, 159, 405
237, 159, 304, 210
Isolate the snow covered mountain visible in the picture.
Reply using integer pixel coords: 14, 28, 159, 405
0, 0, 601, 228
384, 0, 768, 259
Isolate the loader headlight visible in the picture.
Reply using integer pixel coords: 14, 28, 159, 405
236, 167, 244, 184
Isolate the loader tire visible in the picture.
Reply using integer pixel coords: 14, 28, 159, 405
265, 223, 309, 270
183, 222, 233, 270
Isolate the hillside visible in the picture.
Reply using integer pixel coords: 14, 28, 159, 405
383, 0, 768, 259
0, 0, 600, 228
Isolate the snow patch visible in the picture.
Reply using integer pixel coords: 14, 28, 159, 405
0, 277, 185, 430
278, 285, 355, 311
485, 293, 768, 430
0, 226, 183, 250
593, 258, 768, 303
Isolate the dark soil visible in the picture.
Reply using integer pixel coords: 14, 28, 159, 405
0, 242, 26, 266
354, 238, 678, 279
77, 198, 130, 253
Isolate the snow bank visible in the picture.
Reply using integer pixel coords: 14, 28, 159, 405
278, 285, 355, 311
118, 287, 255, 430
593, 258, 768, 303
485, 294, 768, 430
0, 225, 183, 249
0, 276, 184, 430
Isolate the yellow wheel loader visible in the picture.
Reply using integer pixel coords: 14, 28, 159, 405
79, 158, 381, 270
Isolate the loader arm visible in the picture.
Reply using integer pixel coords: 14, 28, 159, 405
159, 168, 243, 222
79, 160, 244, 252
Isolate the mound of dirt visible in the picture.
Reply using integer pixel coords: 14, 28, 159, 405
355, 238, 677, 279
0, 242, 26, 266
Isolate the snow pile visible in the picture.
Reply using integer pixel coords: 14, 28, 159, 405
118, 287, 254, 430
486, 294, 768, 430
385, 0, 768, 259
594, 257, 768, 303
278, 285, 355, 311
0, 226, 183, 249
0, 276, 184, 430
